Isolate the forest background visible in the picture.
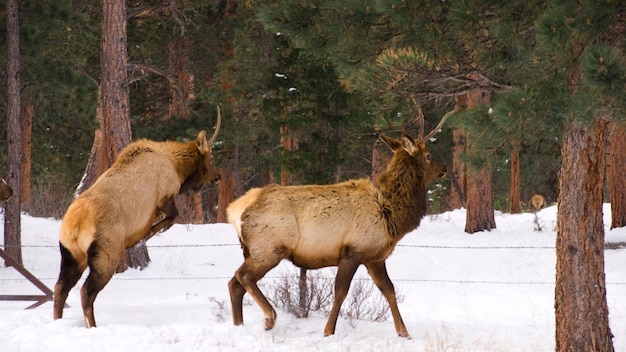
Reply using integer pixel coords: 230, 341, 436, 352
0, 0, 575, 221
1, 1, 626, 350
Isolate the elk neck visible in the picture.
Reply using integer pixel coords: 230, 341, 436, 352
167, 141, 202, 185
376, 151, 428, 240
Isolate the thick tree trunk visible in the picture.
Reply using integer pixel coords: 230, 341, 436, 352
464, 164, 496, 233
607, 121, 626, 229
463, 90, 496, 233
555, 119, 614, 352
509, 141, 521, 214
4, 0, 22, 266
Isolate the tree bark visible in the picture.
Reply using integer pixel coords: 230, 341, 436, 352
607, 121, 626, 229
447, 128, 466, 210
463, 90, 496, 233
168, 35, 193, 119
217, 167, 237, 223
555, 119, 614, 352
509, 140, 521, 214
20, 98, 33, 212
464, 162, 496, 233
4, 0, 22, 266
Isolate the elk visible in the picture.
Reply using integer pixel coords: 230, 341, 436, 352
226, 111, 452, 338
0, 177, 12, 201
53, 110, 221, 328
529, 194, 546, 212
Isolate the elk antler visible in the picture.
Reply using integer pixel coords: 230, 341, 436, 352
423, 108, 457, 141
208, 105, 222, 145
411, 97, 425, 140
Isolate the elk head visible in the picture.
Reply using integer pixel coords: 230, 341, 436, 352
180, 107, 222, 193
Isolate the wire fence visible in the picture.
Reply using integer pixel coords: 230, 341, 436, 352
3, 242, 626, 286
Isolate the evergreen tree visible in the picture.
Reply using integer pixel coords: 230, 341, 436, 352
533, 1, 624, 350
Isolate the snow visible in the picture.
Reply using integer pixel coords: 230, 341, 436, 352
1, 205, 626, 351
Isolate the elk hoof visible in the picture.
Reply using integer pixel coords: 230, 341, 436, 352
398, 331, 411, 339
264, 310, 276, 330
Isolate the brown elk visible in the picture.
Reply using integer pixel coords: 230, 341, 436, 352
529, 194, 546, 212
53, 111, 221, 328
0, 177, 12, 201
226, 113, 451, 337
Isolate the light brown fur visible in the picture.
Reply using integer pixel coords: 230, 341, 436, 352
0, 177, 12, 202
529, 194, 546, 212
54, 128, 220, 328
227, 134, 447, 338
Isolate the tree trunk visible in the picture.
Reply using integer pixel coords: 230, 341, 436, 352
20, 98, 33, 212
447, 128, 466, 209
607, 121, 626, 229
168, 35, 192, 119
464, 163, 496, 233
555, 119, 614, 352
4, 0, 22, 266
217, 167, 237, 223
509, 140, 521, 214
447, 94, 468, 210
463, 90, 496, 233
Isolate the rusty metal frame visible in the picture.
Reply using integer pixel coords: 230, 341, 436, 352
0, 248, 53, 309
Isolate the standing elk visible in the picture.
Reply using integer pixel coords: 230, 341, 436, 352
53, 110, 221, 328
529, 194, 546, 212
226, 113, 451, 337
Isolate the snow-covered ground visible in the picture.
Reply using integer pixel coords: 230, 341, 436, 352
1, 205, 625, 351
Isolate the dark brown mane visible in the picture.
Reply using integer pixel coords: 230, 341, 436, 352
377, 149, 428, 239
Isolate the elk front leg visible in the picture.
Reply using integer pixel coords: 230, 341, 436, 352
144, 196, 179, 242
324, 253, 360, 336
365, 261, 410, 338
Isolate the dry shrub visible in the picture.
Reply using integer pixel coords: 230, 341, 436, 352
263, 268, 404, 325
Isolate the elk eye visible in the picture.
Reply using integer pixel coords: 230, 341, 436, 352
425, 153, 431, 162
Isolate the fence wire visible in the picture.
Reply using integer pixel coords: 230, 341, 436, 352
3, 242, 626, 286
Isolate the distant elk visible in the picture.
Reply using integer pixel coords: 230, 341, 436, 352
0, 176, 12, 201
529, 194, 546, 212
53, 110, 221, 328
226, 111, 452, 338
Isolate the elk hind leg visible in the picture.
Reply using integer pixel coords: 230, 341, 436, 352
365, 261, 409, 338
80, 241, 120, 328
232, 257, 280, 330
324, 251, 360, 336
54, 244, 87, 320
228, 276, 246, 326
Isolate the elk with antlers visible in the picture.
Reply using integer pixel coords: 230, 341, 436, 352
53, 109, 221, 328
226, 110, 452, 337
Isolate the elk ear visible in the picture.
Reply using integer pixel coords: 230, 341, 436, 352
379, 134, 401, 151
196, 130, 210, 154
400, 134, 418, 155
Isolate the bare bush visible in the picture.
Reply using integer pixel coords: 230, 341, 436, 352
263, 268, 404, 325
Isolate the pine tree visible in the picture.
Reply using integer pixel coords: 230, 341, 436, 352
533, 1, 625, 350
4, 0, 22, 266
